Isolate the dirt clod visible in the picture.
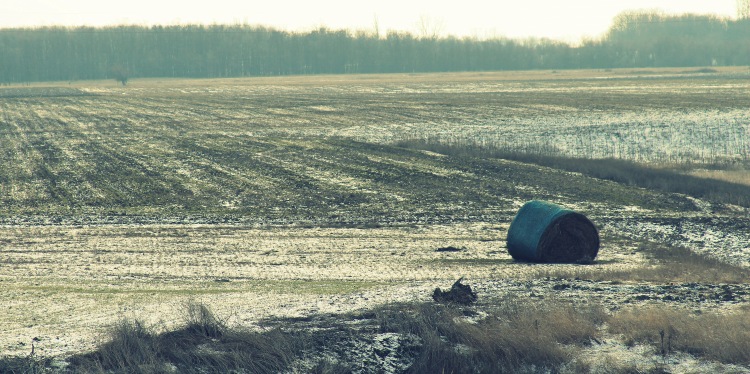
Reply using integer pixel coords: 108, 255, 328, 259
435, 246, 464, 252
432, 277, 478, 305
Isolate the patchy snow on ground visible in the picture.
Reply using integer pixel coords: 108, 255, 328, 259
605, 217, 750, 267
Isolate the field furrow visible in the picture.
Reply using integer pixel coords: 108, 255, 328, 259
1, 70, 749, 366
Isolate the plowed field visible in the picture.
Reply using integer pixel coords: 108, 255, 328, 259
1, 68, 749, 364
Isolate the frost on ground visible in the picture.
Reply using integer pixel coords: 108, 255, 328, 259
286, 331, 421, 374
575, 340, 750, 374
0, 220, 664, 357
1, 70, 749, 371
604, 216, 750, 267
1, 222, 748, 371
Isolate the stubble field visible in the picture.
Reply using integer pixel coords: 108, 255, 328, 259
1, 68, 750, 370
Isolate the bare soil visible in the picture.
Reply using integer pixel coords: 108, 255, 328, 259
1, 68, 749, 371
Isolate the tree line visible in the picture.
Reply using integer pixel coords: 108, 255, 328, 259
0, 12, 748, 84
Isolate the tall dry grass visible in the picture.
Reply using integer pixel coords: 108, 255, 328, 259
67, 301, 305, 374
688, 169, 750, 187
395, 140, 750, 207
541, 242, 750, 285
0, 353, 53, 374
6, 298, 750, 372
68, 319, 162, 373
609, 306, 750, 365
376, 297, 607, 373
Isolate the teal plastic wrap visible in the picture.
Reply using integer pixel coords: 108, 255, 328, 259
507, 201, 599, 263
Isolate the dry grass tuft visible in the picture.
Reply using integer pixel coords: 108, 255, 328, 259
543, 241, 750, 284
61, 299, 607, 373
566, 355, 672, 374
182, 301, 227, 338
68, 319, 162, 373
609, 306, 750, 365
689, 169, 750, 186
0, 354, 54, 374
635, 244, 750, 284
67, 302, 305, 374
10, 298, 750, 372
376, 297, 606, 373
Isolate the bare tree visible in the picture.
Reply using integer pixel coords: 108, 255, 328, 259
417, 15, 445, 39
372, 14, 381, 38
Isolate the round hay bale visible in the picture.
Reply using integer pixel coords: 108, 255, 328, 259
507, 200, 599, 263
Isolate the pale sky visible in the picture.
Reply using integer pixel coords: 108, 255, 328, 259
0, 0, 738, 41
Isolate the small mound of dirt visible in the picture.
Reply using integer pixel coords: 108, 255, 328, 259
432, 278, 477, 305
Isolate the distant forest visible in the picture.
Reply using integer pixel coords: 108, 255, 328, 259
1, 11, 749, 84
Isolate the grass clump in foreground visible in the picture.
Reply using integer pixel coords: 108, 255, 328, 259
609, 306, 750, 365
67, 302, 306, 374
0, 355, 54, 374
375, 298, 607, 373
8, 297, 749, 372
